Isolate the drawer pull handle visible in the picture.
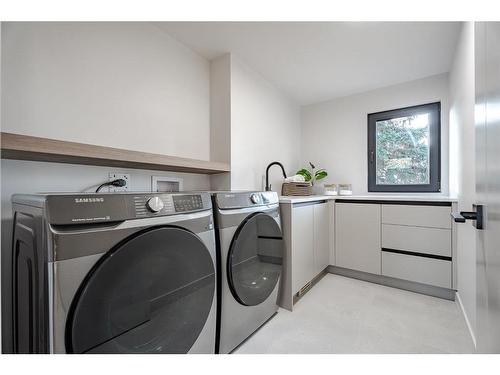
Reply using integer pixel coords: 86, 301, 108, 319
381, 248, 451, 261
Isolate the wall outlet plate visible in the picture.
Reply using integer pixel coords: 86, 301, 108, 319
108, 173, 130, 192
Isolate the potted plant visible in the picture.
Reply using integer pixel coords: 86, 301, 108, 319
296, 162, 328, 193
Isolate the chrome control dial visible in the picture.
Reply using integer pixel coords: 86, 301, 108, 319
250, 193, 261, 204
146, 196, 164, 212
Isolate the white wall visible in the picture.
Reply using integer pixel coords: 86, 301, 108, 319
448, 22, 476, 345
209, 54, 232, 190
301, 74, 450, 195
230, 55, 301, 192
1, 22, 210, 160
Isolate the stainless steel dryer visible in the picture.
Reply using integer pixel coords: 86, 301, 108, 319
212, 191, 284, 354
11, 192, 216, 354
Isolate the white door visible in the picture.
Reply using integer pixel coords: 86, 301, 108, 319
474, 22, 500, 353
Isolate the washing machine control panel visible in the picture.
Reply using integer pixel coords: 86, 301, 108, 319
133, 193, 209, 218
172, 194, 204, 212
41, 192, 212, 225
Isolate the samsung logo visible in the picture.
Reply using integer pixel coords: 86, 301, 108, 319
74, 197, 104, 203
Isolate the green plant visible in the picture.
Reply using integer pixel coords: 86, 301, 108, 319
296, 162, 328, 186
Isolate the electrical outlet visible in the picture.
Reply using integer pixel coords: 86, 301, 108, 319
108, 173, 130, 192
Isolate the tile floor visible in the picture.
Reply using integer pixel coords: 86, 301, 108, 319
234, 274, 475, 354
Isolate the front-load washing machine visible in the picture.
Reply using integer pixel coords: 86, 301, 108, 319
212, 191, 284, 353
11, 192, 216, 354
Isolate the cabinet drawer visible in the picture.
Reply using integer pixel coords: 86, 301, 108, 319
382, 251, 452, 288
382, 224, 451, 257
382, 204, 451, 229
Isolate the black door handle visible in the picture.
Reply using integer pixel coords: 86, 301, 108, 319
451, 204, 484, 230
451, 212, 466, 223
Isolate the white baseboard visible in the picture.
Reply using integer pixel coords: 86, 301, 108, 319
456, 291, 477, 348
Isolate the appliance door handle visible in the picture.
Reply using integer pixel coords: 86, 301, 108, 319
451, 204, 484, 230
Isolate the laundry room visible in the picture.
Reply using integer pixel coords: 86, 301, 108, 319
1, 1, 499, 373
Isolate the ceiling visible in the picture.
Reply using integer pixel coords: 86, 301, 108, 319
156, 22, 461, 106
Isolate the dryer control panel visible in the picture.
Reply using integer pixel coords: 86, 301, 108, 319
36, 192, 212, 225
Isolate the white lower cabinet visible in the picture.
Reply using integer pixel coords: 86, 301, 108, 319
291, 201, 331, 294
335, 203, 381, 274
335, 201, 454, 292
280, 199, 333, 310
291, 204, 316, 294
282, 199, 455, 309
313, 201, 331, 274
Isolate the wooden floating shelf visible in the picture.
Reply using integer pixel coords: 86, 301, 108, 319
1, 132, 230, 175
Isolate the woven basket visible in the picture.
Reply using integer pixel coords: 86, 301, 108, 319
281, 182, 313, 196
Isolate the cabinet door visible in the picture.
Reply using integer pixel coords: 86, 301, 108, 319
335, 203, 381, 274
313, 202, 330, 274
291, 205, 315, 294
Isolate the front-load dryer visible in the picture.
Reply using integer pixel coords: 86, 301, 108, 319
11, 192, 216, 354
212, 191, 284, 354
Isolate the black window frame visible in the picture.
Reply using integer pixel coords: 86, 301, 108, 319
367, 102, 441, 193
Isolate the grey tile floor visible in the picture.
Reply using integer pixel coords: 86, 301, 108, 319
234, 274, 475, 354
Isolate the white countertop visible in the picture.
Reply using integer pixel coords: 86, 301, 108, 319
278, 195, 336, 203
279, 194, 458, 204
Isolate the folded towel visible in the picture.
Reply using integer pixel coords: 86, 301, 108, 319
284, 174, 306, 183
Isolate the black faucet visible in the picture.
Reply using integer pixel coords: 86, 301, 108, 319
265, 161, 287, 191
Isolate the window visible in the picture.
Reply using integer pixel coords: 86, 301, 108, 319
367, 102, 441, 192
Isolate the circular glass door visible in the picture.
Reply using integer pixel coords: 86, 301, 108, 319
65, 226, 215, 354
227, 213, 284, 306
